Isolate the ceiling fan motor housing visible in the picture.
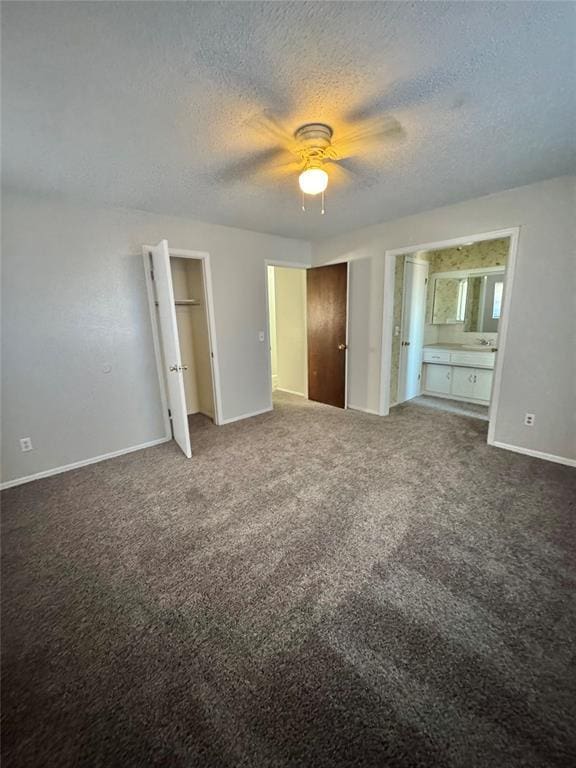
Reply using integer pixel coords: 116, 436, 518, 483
295, 123, 334, 166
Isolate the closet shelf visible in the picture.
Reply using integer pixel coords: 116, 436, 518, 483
155, 299, 201, 306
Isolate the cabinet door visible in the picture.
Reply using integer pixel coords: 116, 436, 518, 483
474, 368, 493, 402
425, 364, 451, 394
451, 366, 476, 398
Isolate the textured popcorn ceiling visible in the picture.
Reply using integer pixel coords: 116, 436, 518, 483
2, 1, 575, 240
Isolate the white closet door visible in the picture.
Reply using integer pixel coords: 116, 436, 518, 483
398, 259, 429, 402
149, 240, 192, 458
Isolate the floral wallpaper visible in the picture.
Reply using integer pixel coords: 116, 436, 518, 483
427, 238, 509, 273
424, 238, 509, 332
431, 277, 462, 324
424, 238, 509, 345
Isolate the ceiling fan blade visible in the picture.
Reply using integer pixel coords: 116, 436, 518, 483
330, 116, 404, 159
325, 161, 355, 186
213, 147, 288, 184
244, 110, 299, 154
327, 158, 381, 188
263, 159, 304, 182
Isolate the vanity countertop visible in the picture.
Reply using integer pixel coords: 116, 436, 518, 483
424, 343, 497, 352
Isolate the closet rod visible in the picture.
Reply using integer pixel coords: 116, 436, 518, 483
155, 299, 201, 306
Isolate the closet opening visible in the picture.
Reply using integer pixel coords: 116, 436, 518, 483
144, 241, 222, 458
170, 257, 215, 423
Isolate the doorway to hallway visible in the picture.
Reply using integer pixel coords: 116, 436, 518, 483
265, 262, 349, 410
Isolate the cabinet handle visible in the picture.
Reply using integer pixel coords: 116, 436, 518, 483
446, 372, 450, 379
474, 374, 477, 383
469, 374, 474, 383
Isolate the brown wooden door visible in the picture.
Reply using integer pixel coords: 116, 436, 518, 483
307, 263, 348, 408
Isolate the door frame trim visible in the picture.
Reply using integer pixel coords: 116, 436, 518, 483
143, 246, 224, 429
265, 260, 351, 410
379, 227, 520, 448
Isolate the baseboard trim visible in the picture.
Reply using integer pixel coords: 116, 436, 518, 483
275, 388, 307, 398
489, 440, 576, 468
219, 407, 273, 425
0, 437, 172, 490
347, 404, 382, 416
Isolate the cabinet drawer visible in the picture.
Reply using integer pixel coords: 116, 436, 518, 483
450, 351, 495, 369
423, 349, 451, 364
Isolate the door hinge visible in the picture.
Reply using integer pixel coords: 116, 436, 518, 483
425, 278, 428, 284
210, 352, 214, 358
150, 268, 154, 281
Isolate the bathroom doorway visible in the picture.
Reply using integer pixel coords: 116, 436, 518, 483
382, 229, 519, 439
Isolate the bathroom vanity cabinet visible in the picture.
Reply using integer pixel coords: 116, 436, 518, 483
422, 346, 495, 405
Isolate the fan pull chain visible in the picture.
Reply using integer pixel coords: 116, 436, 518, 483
321, 190, 325, 215
301, 190, 306, 212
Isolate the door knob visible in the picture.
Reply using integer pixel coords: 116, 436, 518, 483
338, 343, 348, 351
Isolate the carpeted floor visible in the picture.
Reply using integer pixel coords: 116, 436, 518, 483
407, 395, 490, 421
2, 393, 575, 767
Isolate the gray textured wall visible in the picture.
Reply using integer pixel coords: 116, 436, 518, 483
314, 176, 576, 462
1, 193, 310, 484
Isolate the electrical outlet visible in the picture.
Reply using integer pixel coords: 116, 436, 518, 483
524, 413, 535, 427
20, 437, 33, 452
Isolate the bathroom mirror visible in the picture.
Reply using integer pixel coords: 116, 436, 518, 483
431, 270, 505, 331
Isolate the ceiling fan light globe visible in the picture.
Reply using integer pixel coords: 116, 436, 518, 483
299, 167, 328, 195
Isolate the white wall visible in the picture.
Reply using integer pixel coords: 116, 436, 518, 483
273, 267, 308, 397
314, 176, 576, 462
1, 192, 310, 485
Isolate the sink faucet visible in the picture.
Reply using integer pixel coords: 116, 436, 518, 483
477, 337, 496, 346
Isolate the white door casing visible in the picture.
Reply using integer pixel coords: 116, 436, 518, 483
149, 240, 192, 458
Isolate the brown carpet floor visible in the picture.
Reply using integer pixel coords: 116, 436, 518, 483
406, 395, 490, 420
2, 392, 575, 767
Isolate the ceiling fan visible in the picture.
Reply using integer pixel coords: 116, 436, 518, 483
218, 111, 404, 214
